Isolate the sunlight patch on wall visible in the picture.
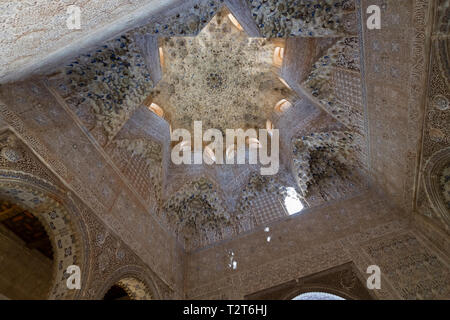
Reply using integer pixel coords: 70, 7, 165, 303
284, 187, 304, 215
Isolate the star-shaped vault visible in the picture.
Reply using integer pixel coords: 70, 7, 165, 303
148, 8, 294, 135
48, 2, 366, 250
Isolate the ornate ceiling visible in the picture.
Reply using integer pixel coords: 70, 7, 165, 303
0, 0, 448, 301
2, 0, 369, 251
151, 8, 291, 134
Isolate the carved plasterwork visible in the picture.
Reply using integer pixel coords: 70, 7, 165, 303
248, 0, 357, 37
97, 266, 163, 300
163, 177, 230, 247
363, 232, 450, 299
420, 148, 450, 231
115, 277, 153, 300
1, 0, 448, 302
291, 130, 362, 197
303, 37, 364, 132
0, 129, 176, 299
49, 35, 155, 144
23, 1, 371, 252
415, 4, 449, 233
151, 8, 291, 134
0, 130, 87, 299
113, 137, 163, 204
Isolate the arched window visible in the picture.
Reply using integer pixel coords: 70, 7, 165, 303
147, 102, 164, 118
104, 285, 130, 300
278, 77, 291, 89
159, 47, 165, 67
228, 14, 243, 31
0, 171, 84, 300
273, 47, 285, 67
103, 277, 152, 300
293, 292, 345, 300
274, 99, 292, 113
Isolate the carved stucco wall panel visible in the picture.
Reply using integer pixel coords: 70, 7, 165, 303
362, 231, 450, 299
105, 106, 170, 212
0, 128, 178, 299
81, 203, 178, 299
0, 81, 183, 294
0, 0, 448, 300
363, 0, 431, 212
415, 9, 449, 233
185, 191, 450, 299
248, 0, 357, 37
418, 148, 450, 232
185, 192, 404, 299
413, 214, 450, 260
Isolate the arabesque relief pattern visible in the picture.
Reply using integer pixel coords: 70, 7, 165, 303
0, 0, 448, 300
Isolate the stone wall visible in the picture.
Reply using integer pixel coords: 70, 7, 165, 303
0, 226, 53, 300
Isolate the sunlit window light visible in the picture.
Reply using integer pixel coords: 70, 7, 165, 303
273, 46, 285, 67
284, 187, 304, 215
274, 99, 292, 113
159, 47, 164, 67
279, 77, 291, 89
228, 14, 243, 31
148, 102, 164, 118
